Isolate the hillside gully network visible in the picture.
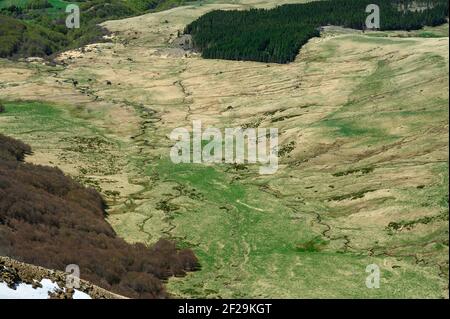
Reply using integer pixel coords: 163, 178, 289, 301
167, 3, 380, 174
59, 1, 385, 306
63, 4, 381, 176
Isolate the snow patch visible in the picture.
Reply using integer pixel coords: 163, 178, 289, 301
0, 278, 91, 299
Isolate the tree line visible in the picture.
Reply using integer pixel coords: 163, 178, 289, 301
185, 0, 449, 63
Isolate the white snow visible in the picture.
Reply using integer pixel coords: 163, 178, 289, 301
72, 288, 91, 300
0, 278, 91, 299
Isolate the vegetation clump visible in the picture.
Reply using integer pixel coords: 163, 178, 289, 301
25, 0, 52, 10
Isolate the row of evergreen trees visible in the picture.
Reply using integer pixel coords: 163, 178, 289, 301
185, 0, 449, 64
